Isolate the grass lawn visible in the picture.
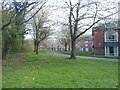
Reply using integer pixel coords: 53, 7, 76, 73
0, 74, 1, 89
59, 51, 93, 56
2, 50, 118, 88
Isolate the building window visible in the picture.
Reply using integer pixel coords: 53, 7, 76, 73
85, 41, 88, 43
105, 31, 118, 42
80, 48, 83, 51
105, 46, 118, 56
85, 48, 89, 51
109, 47, 114, 55
85, 44, 88, 47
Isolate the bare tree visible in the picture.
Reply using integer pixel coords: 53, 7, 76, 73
2, 0, 47, 30
31, 9, 51, 54
57, 26, 71, 51
65, 0, 119, 59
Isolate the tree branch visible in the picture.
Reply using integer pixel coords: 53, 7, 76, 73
75, 10, 120, 40
2, 2, 37, 30
19, 1, 46, 25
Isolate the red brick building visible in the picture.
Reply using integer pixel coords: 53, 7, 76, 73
79, 40, 92, 51
92, 27, 120, 56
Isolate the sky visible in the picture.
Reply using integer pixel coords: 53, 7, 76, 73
24, 0, 120, 39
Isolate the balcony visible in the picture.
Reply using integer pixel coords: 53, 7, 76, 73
104, 31, 118, 42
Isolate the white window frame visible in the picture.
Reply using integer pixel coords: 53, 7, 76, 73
104, 31, 118, 42
85, 48, 89, 51
85, 41, 88, 43
85, 44, 88, 47
105, 46, 118, 56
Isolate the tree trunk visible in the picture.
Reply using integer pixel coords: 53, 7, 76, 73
57, 45, 59, 51
2, 46, 9, 60
68, 44, 71, 51
34, 40, 36, 52
64, 43, 67, 51
21, 37, 24, 51
36, 42, 39, 54
70, 39, 76, 59
2, 50, 7, 60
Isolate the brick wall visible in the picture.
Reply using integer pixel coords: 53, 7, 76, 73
94, 48, 104, 55
80, 41, 92, 51
93, 31, 104, 55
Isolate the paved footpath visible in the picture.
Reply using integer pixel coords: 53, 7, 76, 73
47, 52, 120, 62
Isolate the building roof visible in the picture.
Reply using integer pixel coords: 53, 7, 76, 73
92, 21, 120, 32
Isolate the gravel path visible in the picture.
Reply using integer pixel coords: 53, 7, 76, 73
47, 52, 119, 62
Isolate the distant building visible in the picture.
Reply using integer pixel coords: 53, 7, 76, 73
118, 2, 120, 28
92, 18, 120, 56
39, 45, 48, 50
79, 40, 92, 51
92, 27, 120, 56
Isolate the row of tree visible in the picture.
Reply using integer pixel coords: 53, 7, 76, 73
2, 0, 51, 59
2, 0, 119, 60
31, 9, 51, 54
59, 0, 119, 59
57, 25, 92, 52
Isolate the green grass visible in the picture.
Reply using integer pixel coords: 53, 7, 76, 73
0, 74, 1, 90
2, 50, 118, 88
94, 55, 120, 59
59, 51, 93, 56
59, 51, 120, 59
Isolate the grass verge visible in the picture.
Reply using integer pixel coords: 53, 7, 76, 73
2, 50, 118, 88
59, 51, 120, 59
59, 51, 93, 56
